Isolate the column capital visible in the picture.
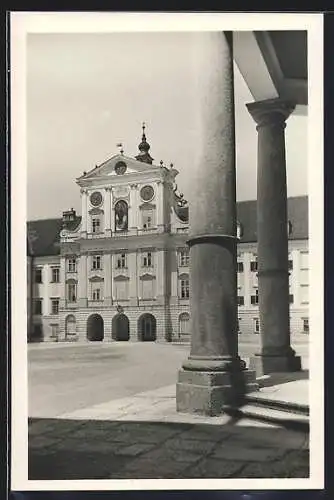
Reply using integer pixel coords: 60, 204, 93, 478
246, 98, 295, 129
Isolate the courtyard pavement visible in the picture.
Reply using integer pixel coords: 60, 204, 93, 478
28, 341, 310, 480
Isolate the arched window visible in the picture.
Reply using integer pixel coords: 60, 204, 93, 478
114, 200, 128, 232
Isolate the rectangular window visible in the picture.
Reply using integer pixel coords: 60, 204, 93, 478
288, 259, 293, 271
289, 294, 294, 304
92, 288, 101, 301
67, 283, 77, 302
237, 296, 244, 306
251, 289, 259, 305
51, 298, 59, 315
250, 261, 258, 272
237, 262, 244, 273
254, 318, 260, 334
35, 268, 43, 283
142, 210, 154, 229
67, 258, 77, 273
303, 318, 309, 333
34, 299, 42, 315
115, 281, 128, 300
116, 253, 127, 269
92, 217, 101, 233
51, 267, 60, 283
142, 252, 153, 267
179, 249, 190, 267
50, 324, 59, 339
92, 255, 102, 270
180, 279, 190, 299
142, 279, 154, 299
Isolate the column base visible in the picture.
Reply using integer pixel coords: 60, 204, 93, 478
249, 353, 302, 376
176, 368, 258, 416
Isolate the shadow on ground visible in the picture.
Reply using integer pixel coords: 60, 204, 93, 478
28, 417, 309, 480
256, 370, 309, 388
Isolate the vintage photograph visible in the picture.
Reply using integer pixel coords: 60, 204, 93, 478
10, 12, 324, 490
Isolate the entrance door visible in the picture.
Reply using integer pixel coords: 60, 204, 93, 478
87, 314, 104, 341
138, 314, 156, 341
112, 314, 130, 341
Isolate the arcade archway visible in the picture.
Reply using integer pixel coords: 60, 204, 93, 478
87, 314, 104, 341
138, 313, 156, 342
112, 313, 130, 341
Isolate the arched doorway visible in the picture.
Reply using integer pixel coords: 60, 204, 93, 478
179, 312, 190, 340
138, 313, 156, 342
65, 314, 76, 340
87, 314, 104, 341
112, 313, 130, 341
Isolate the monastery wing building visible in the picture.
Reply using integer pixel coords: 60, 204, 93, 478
27, 126, 309, 343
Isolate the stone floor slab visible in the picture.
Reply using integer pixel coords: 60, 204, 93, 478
163, 437, 217, 454
181, 457, 244, 478
211, 443, 286, 463
113, 443, 157, 457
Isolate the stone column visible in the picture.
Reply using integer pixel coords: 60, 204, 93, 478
176, 32, 257, 416
246, 98, 301, 375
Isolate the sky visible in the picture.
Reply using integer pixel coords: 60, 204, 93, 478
26, 32, 308, 221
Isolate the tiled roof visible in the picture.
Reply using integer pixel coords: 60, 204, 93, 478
237, 195, 308, 243
27, 217, 81, 257
27, 196, 307, 256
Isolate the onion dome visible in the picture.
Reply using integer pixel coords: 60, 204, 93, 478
135, 122, 154, 164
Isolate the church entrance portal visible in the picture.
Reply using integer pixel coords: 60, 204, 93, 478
112, 313, 130, 341
87, 314, 104, 341
138, 313, 157, 342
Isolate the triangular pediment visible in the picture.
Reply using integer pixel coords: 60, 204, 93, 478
77, 154, 161, 182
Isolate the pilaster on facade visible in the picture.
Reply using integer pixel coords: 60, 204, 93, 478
104, 188, 112, 236
129, 251, 138, 299
129, 184, 138, 229
156, 180, 165, 229
80, 189, 88, 236
103, 252, 112, 306
110, 188, 116, 232
78, 254, 88, 299
59, 257, 66, 307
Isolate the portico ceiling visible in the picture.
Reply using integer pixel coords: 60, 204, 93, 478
233, 30, 308, 114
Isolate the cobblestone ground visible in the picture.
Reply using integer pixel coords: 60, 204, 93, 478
28, 418, 309, 480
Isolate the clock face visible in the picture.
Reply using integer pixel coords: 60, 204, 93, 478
115, 161, 127, 175
140, 185, 154, 202
90, 191, 102, 207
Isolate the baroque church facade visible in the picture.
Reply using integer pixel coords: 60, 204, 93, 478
27, 126, 309, 343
